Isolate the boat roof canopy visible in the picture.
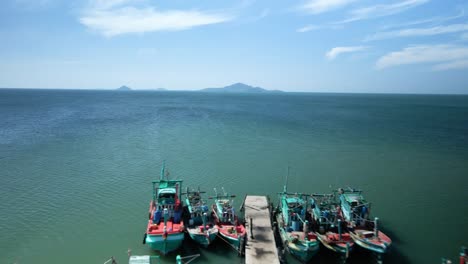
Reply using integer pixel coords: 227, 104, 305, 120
286, 197, 304, 207
286, 197, 302, 204
343, 193, 365, 203
158, 188, 176, 195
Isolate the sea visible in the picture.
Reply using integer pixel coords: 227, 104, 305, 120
0, 89, 467, 264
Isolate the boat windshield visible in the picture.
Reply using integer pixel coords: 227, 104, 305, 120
286, 197, 302, 209
160, 193, 175, 199
158, 188, 176, 204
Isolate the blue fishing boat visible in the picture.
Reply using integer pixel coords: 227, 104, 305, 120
310, 193, 354, 256
143, 163, 185, 255
184, 187, 218, 247
338, 188, 391, 254
276, 185, 319, 263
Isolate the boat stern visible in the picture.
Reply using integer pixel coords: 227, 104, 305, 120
145, 232, 185, 255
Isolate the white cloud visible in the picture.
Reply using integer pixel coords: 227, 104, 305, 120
339, 0, 428, 23
326, 46, 368, 60
365, 23, 468, 41
80, 2, 233, 37
297, 24, 320, 33
301, 0, 356, 14
376, 44, 468, 71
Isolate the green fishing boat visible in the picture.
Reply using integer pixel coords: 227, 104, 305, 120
184, 187, 218, 247
338, 188, 392, 254
211, 188, 246, 251
310, 193, 354, 256
276, 185, 319, 263
143, 163, 185, 255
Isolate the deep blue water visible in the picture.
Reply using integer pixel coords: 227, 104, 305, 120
0, 89, 467, 263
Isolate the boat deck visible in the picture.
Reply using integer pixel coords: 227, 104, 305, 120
147, 221, 184, 235
243, 195, 280, 264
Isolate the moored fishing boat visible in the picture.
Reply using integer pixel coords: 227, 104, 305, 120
338, 188, 392, 254
211, 188, 246, 252
143, 164, 185, 255
310, 193, 354, 256
276, 185, 320, 263
184, 187, 218, 247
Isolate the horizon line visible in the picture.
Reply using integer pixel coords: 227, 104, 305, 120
1, 87, 467, 96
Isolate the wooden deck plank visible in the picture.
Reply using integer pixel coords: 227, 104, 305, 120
244, 195, 280, 264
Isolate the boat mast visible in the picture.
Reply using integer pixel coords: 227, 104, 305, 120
284, 166, 290, 193
160, 160, 166, 180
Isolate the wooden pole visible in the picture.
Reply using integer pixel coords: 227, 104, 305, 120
250, 217, 254, 239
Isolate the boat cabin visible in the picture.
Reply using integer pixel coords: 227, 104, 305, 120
217, 198, 236, 224
281, 196, 308, 231
339, 191, 370, 224
150, 180, 183, 224
186, 191, 210, 226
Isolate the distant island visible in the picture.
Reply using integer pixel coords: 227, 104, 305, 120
113, 83, 283, 93
200, 83, 282, 93
117, 85, 131, 91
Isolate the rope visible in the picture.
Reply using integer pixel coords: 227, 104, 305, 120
179, 254, 200, 264
216, 233, 244, 255
295, 213, 308, 225
350, 212, 375, 224
103, 257, 117, 264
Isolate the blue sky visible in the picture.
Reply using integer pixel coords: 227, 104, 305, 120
1, 0, 468, 93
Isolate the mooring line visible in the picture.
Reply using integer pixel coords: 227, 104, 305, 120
216, 233, 244, 255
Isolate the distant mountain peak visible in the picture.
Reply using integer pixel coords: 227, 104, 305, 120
229, 82, 249, 87
225, 83, 256, 89
117, 85, 131, 91
200, 83, 282, 93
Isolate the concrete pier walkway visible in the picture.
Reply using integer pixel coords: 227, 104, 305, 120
243, 195, 280, 264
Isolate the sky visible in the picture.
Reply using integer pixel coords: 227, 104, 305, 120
1, 0, 468, 94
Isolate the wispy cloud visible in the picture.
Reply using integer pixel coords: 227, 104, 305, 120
297, 24, 320, 33
13, 0, 55, 10
326, 46, 368, 60
80, 2, 233, 37
338, 0, 429, 24
379, 9, 465, 30
258, 8, 270, 19
300, 0, 357, 14
90, 0, 133, 10
376, 44, 468, 71
461, 32, 468, 41
433, 59, 468, 71
365, 23, 468, 41
244, 8, 270, 23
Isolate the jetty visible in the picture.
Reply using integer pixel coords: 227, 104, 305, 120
243, 195, 280, 264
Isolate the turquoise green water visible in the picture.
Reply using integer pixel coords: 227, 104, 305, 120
0, 89, 467, 263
